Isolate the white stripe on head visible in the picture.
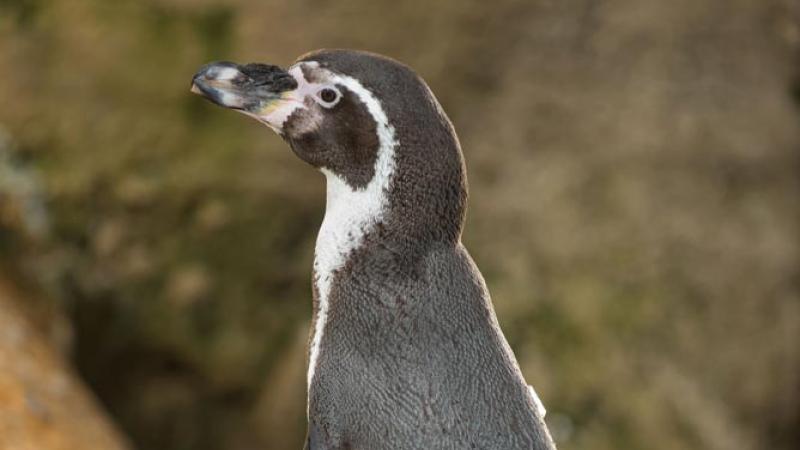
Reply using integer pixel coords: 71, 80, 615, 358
306, 68, 399, 393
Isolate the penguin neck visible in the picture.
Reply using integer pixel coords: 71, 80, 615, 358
314, 166, 393, 289
308, 129, 397, 388
308, 144, 465, 389
314, 140, 467, 282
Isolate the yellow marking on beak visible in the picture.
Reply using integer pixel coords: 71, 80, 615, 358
258, 92, 294, 115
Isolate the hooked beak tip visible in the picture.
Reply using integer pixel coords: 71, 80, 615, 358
190, 61, 296, 114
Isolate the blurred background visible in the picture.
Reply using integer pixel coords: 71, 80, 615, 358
0, 0, 798, 449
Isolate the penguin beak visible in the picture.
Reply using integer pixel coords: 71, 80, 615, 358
191, 61, 298, 114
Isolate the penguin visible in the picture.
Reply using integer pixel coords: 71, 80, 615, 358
191, 50, 557, 450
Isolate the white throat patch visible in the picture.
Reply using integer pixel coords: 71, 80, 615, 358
306, 68, 399, 390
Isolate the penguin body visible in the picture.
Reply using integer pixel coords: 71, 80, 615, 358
191, 50, 556, 450
309, 243, 549, 449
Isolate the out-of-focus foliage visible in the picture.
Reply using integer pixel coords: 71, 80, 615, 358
0, 0, 798, 449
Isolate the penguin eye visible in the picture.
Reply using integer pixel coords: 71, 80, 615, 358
317, 88, 340, 106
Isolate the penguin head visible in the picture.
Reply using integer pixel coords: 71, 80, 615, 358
192, 50, 466, 242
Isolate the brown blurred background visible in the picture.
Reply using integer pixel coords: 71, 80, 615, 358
1, 0, 799, 449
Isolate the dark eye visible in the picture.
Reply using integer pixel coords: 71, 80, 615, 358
320, 88, 338, 104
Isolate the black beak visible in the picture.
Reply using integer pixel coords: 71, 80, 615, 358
190, 61, 297, 112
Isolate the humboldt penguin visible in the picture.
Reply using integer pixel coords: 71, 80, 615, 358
191, 50, 557, 450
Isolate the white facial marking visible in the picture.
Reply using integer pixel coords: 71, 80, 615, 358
307, 70, 398, 392
254, 62, 328, 133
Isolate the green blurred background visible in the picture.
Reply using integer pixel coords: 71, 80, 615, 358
0, 0, 798, 449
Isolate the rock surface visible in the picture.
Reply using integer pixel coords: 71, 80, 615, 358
0, 277, 131, 450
